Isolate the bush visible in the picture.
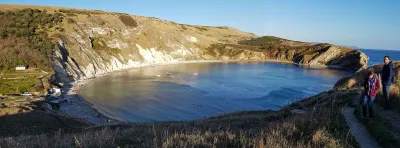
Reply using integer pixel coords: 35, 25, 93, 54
118, 15, 137, 27
67, 18, 75, 24
91, 37, 121, 55
195, 26, 208, 31
181, 25, 188, 30
0, 29, 7, 39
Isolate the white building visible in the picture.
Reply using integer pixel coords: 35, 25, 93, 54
15, 65, 27, 71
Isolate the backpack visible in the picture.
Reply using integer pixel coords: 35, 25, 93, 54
393, 66, 399, 83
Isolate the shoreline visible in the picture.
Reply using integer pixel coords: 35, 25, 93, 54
57, 59, 353, 125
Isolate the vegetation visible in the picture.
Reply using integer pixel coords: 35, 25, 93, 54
91, 37, 120, 55
0, 8, 64, 71
118, 15, 138, 27
239, 36, 284, 46
180, 24, 188, 30
354, 105, 400, 148
216, 26, 228, 29
0, 69, 47, 94
0, 90, 359, 147
195, 26, 208, 32
66, 18, 75, 24
58, 9, 105, 16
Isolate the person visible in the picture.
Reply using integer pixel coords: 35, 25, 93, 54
382, 56, 394, 110
363, 68, 381, 119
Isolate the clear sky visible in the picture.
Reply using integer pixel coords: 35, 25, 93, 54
1, 0, 399, 50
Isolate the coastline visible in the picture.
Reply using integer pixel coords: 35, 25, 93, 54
57, 59, 353, 125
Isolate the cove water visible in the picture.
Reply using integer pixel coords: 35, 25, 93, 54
81, 62, 351, 122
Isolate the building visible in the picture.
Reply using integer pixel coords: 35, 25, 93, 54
15, 65, 28, 71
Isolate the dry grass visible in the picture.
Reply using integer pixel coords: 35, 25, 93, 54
0, 90, 358, 148
375, 84, 400, 113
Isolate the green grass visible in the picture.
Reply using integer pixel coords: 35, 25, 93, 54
0, 69, 46, 94
239, 36, 283, 46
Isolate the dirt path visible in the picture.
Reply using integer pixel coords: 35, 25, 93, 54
343, 107, 380, 148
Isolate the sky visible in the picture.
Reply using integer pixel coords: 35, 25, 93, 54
1, 0, 399, 50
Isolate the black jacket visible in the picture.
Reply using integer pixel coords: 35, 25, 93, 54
382, 62, 394, 86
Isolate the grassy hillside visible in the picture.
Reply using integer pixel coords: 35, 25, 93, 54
0, 89, 360, 147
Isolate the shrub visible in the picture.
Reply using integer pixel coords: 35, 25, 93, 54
118, 15, 137, 27
91, 37, 121, 55
67, 18, 75, 24
181, 25, 188, 30
195, 26, 208, 31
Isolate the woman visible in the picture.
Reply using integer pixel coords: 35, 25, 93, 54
363, 68, 381, 119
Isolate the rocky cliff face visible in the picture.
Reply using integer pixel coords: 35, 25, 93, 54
0, 5, 368, 86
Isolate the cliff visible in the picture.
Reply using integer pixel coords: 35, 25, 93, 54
0, 5, 368, 87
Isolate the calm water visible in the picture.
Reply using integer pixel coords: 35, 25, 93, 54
81, 62, 351, 122
360, 49, 400, 66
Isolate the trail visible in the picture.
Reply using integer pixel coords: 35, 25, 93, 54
343, 94, 380, 148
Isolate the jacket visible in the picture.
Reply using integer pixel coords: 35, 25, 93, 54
382, 62, 394, 86
364, 74, 381, 97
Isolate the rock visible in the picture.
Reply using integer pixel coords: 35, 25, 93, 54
290, 109, 306, 114
328, 50, 369, 72
41, 103, 53, 112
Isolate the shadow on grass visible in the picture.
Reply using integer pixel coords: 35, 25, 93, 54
353, 104, 400, 148
0, 108, 89, 138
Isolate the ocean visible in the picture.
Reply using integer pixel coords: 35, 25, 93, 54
360, 49, 400, 66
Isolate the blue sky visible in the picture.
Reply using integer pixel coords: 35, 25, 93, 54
2, 0, 399, 50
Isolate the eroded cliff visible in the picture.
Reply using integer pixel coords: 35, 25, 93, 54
0, 5, 369, 87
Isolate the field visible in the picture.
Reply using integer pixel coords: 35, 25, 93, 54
0, 68, 48, 94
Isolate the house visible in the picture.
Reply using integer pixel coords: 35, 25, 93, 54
15, 65, 28, 71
